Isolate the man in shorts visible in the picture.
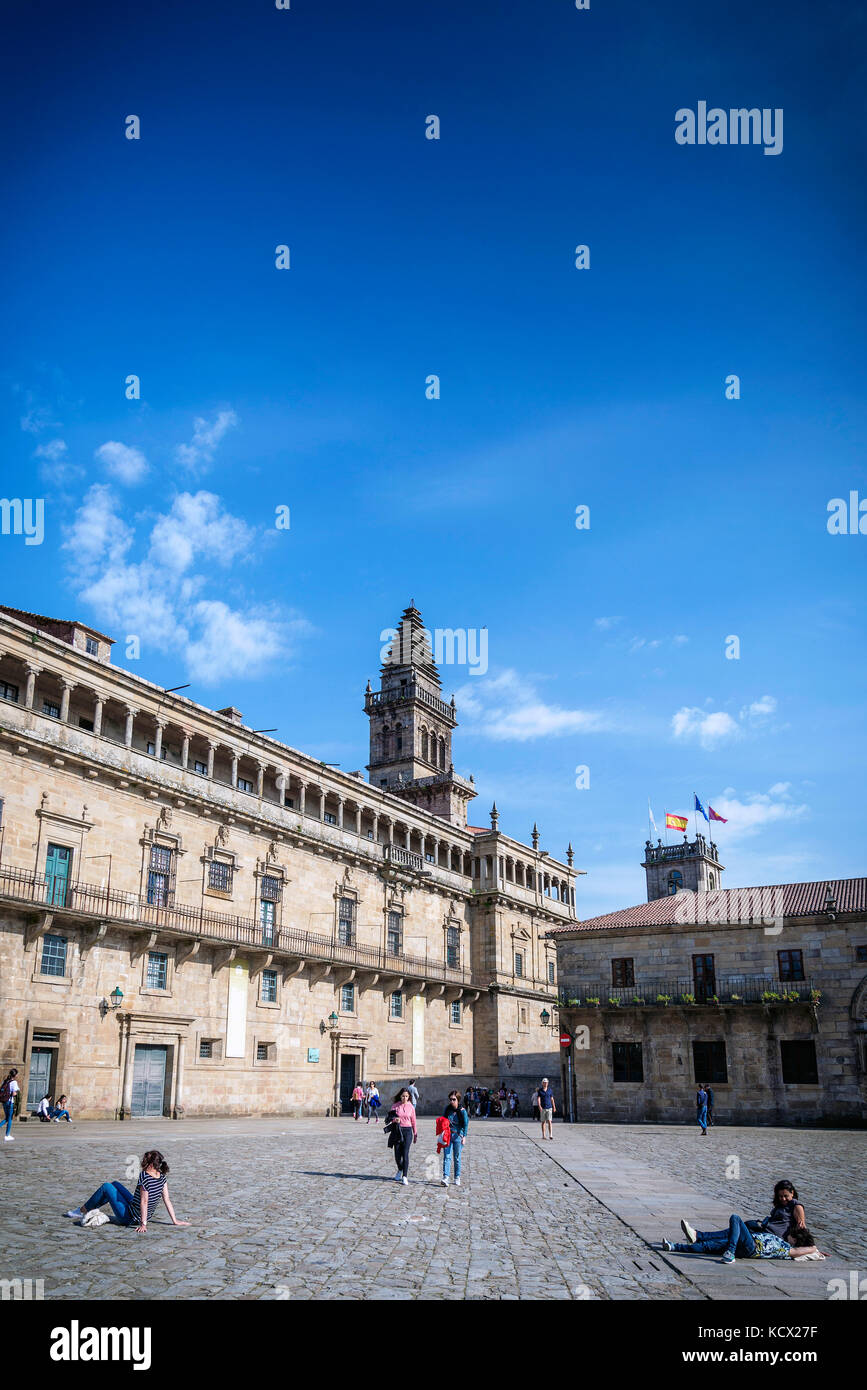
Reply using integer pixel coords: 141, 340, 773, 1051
538, 1077, 556, 1139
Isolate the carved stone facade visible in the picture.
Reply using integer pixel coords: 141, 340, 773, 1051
0, 604, 575, 1120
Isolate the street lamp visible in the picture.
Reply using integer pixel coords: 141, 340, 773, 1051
328, 1011, 339, 1030
110, 987, 124, 1010
540, 1008, 550, 1026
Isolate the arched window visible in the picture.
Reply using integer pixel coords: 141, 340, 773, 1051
668, 870, 683, 895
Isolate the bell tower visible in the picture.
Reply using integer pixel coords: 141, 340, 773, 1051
364, 602, 477, 826
642, 833, 725, 902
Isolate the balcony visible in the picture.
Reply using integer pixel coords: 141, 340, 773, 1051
0, 864, 478, 990
383, 844, 425, 873
365, 683, 456, 724
558, 975, 817, 1008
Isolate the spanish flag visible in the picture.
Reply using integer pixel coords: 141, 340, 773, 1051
665, 812, 688, 832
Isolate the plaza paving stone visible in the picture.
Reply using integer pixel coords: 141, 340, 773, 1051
0, 1116, 861, 1301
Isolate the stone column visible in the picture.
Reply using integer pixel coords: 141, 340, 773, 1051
299, 784, 306, 815
206, 742, 215, 779
372, 814, 379, 843
355, 806, 362, 835
276, 771, 286, 803
230, 752, 238, 788
124, 706, 137, 748
24, 664, 39, 709
387, 819, 394, 845
120, 1021, 135, 1119
256, 763, 264, 798
181, 732, 190, 769
318, 790, 325, 820
153, 719, 164, 760
337, 798, 344, 829
93, 697, 104, 737
405, 827, 411, 850
59, 679, 73, 723
174, 1034, 186, 1118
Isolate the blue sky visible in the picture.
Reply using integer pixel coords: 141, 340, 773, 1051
1, 0, 865, 916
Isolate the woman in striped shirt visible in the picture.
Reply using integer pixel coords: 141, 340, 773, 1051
65, 1149, 190, 1235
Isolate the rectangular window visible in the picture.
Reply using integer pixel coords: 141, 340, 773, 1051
0, 680, 19, 702
548, 960, 556, 984
692, 953, 716, 1002
514, 951, 524, 978
261, 969, 278, 1003
692, 1040, 728, 1084
40, 934, 67, 977
780, 1040, 818, 1085
199, 1040, 213, 1059
256, 1043, 270, 1062
338, 897, 356, 946
208, 860, 233, 893
450, 1053, 461, 1069
446, 925, 460, 968
389, 1048, 403, 1068
387, 911, 402, 955
42, 700, 60, 718
611, 958, 635, 988
193, 759, 207, 775
237, 777, 254, 794
340, 983, 355, 1012
324, 811, 337, 825
778, 949, 805, 982
261, 875, 281, 902
450, 1000, 461, 1025
612, 1042, 644, 1083
857, 945, 867, 963
147, 844, 174, 906
390, 991, 404, 1019
85, 636, 99, 655
146, 951, 168, 990
260, 899, 275, 945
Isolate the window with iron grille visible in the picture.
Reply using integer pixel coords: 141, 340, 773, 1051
261, 969, 278, 1003
780, 1040, 818, 1084
387, 911, 402, 955
261, 875, 281, 902
208, 860, 233, 893
85, 636, 99, 655
340, 983, 355, 1012
390, 991, 403, 1019
611, 958, 635, 988
256, 1043, 270, 1061
612, 1042, 644, 1083
199, 1040, 213, 1059
146, 845, 174, 908
514, 951, 524, 978
40, 934, 67, 977
446, 925, 460, 968
778, 949, 805, 982
338, 897, 356, 946
146, 951, 168, 990
692, 1040, 727, 1084
450, 1000, 461, 1025
0, 681, 19, 702
548, 960, 556, 984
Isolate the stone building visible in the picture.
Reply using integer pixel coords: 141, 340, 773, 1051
551, 835, 867, 1126
0, 602, 575, 1120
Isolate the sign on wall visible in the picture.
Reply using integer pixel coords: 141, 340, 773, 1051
307, 1048, 320, 1063
226, 960, 249, 1058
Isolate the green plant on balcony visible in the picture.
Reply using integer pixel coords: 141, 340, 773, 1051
607, 997, 621, 1007
810, 989, 822, 1003
730, 993, 742, 1001
656, 994, 671, 1005
710, 994, 719, 1004
586, 996, 600, 1007
567, 998, 580, 1007
783, 990, 802, 1003
632, 996, 646, 1006
679, 993, 696, 1005
762, 990, 781, 1002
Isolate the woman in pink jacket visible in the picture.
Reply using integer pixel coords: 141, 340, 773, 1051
389, 1087, 418, 1185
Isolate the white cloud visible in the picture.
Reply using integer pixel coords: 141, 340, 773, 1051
594, 616, 623, 630
741, 694, 777, 722
95, 441, 149, 485
710, 785, 809, 839
63, 484, 304, 685
672, 634, 689, 646
455, 669, 613, 741
175, 410, 238, 474
34, 439, 67, 462
671, 707, 740, 748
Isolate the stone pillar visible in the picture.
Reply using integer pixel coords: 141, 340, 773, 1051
124, 706, 137, 748
121, 1022, 135, 1119
372, 814, 379, 843
230, 752, 238, 788
153, 720, 164, 760
24, 664, 39, 709
93, 696, 104, 737
59, 680, 73, 723
355, 806, 362, 835
276, 770, 286, 803
299, 784, 306, 815
174, 1034, 186, 1118
206, 742, 215, 779
405, 827, 411, 850
337, 798, 344, 828
181, 731, 190, 769
319, 791, 325, 820
256, 763, 264, 798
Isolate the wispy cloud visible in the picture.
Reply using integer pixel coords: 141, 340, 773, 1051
455, 669, 615, 742
710, 784, 810, 840
671, 694, 780, 749
95, 441, 149, 486
175, 410, 238, 474
594, 616, 623, 630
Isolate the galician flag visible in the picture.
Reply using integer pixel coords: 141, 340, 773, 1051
665, 812, 688, 832
709, 805, 728, 823
694, 794, 709, 822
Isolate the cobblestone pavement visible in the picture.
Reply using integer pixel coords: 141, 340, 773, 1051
577, 1124, 867, 1267
0, 1117, 861, 1300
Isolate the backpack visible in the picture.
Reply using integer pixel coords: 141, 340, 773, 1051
0, 1078, 12, 1104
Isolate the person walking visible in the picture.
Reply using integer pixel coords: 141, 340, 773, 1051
1, 1068, 20, 1141
530, 1087, 540, 1122
366, 1082, 381, 1124
696, 1083, 708, 1136
64, 1149, 190, 1234
407, 1079, 420, 1112
538, 1077, 556, 1139
351, 1082, 364, 1121
440, 1090, 469, 1188
386, 1087, 417, 1185
705, 1084, 715, 1127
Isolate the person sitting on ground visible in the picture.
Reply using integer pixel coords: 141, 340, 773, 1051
36, 1093, 53, 1122
50, 1094, 72, 1123
64, 1148, 190, 1235
664, 1220, 823, 1263
670, 1180, 807, 1255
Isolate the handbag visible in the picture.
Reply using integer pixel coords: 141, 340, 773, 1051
80, 1209, 110, 1228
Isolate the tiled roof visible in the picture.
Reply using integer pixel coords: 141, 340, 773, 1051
0, 606, 115, 644
467, 825, 489, 834
549, 877, 867, 935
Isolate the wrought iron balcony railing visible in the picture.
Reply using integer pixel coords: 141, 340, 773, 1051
558, 975, 816, 1006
